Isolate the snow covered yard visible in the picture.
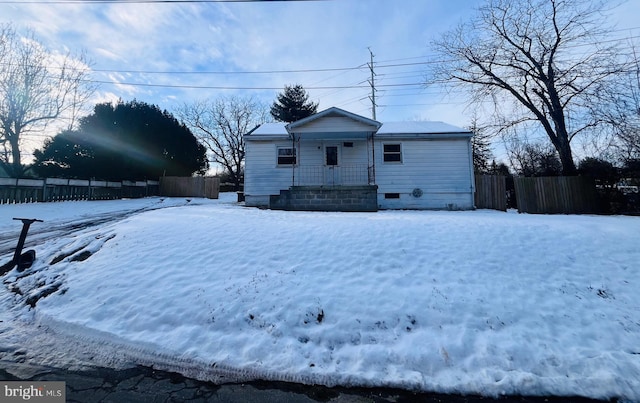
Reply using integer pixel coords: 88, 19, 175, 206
1, 194, 639, 401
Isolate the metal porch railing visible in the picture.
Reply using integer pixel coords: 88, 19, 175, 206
294, 164, 373, 186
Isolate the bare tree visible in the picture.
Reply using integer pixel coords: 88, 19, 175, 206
505, 135, 562, 177
178, 96, 268, 190
430, 0, 625, 175
599, 43, 640, 161
0, 24, 95, 177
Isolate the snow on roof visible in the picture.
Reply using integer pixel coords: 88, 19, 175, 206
378, 121, 470, 135
247, 120, 471, 138
248, 123, 288, 137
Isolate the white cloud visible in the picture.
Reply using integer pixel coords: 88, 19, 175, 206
92, 91, 122, 106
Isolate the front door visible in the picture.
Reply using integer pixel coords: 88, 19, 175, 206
324, 145, 340, 185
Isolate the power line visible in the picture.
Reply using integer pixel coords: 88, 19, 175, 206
82, 79, 424, 90
4, 33, 639, 77
90, 64, 366, 75
0, 0, 326, 3
0, 61, 366, 76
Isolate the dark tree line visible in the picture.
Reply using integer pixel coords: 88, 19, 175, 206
31, 85, 320, 184
33, 100, 208, 181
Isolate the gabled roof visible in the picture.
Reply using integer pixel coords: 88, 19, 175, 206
286, 107, 382, 133
245, 108, 472, 140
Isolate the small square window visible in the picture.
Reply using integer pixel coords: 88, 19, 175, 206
277, 147, 296, 165
383, 144, 402, 163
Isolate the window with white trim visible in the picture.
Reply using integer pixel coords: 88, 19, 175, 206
383, 143, 402, 163
277, 146, 296, 165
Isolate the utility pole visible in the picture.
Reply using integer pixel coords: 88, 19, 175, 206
367, 47, 377, 120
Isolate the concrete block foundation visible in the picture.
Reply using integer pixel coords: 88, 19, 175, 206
269, 185, 378, 212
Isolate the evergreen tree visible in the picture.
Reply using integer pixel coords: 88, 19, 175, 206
488, 160, 511, 176
578, 157, 619, 187
468, 118, 494, 174
32, 130, 94, 178
33, 100, 208, 180
270, 84, 318, 123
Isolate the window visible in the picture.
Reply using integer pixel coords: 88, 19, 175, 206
325, 146, 338, 166
384, 193, 400, 199
383, 144, 402, 163
277, 147, 296, 165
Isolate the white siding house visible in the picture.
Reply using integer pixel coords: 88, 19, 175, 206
244, 107, 474, 211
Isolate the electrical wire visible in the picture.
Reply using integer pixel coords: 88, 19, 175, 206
0, 0, 326, 3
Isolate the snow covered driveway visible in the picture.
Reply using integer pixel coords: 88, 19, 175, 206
0, 198, 190, 256
1, 195, 639, 401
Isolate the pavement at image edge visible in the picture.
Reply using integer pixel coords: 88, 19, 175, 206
0, 361, 613, 403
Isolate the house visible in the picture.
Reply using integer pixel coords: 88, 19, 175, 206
244, 107, 475, 211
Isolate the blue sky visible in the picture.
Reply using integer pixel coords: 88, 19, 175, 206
2, 0, 639, 156
1, 0, 484, 124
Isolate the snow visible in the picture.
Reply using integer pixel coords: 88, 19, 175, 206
249, 122, 288, 137
248, 120, 472, 138
378, 121, 471, 135
1, 194, 639, 401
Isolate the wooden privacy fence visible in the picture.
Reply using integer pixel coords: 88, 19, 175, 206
159, 176, 220, 199
0, 178, 160, 204
475, 174, 507, 211
513, 176, 599, 214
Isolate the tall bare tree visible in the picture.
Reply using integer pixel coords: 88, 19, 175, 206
0, 24, 94, 178
599, 44, 640, 161
430, 0, 626, 175
178, 96, 268, 190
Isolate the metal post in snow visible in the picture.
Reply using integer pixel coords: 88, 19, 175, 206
6, 218, 43, 273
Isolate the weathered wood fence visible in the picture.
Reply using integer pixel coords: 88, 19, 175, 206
475, 175, 507, 211
475, 175, 601, 214
513, 176, 599, 214
0, 178, 160, 204
159, 176, 220, 199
